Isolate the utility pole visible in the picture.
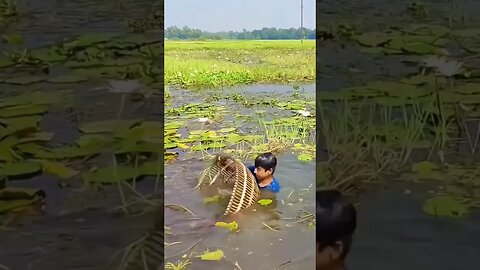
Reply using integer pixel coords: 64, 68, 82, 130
300, 0, 304, 43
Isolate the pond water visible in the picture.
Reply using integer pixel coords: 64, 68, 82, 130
348, 182, 480, 270
164, 153, 315, 270
164, 83, 316, 269
0, 1, 162, 266
318, 0, 480, 269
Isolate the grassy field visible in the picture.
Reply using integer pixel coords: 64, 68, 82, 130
165, 40, 315, 88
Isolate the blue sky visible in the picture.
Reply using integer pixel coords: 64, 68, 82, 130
165, 0, 316, 32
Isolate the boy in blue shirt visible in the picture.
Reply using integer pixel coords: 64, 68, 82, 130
247, 152, 280, 193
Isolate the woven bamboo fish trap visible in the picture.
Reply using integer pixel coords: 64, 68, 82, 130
197, 154, 260, 215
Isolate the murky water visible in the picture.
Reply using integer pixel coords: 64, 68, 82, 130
164, 153, 315, 270
348, 182, 480, 270
318, 0, 480, 269
0, 1, 162, 269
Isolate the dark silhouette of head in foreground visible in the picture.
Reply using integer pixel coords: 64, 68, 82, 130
316, 189, 357, 270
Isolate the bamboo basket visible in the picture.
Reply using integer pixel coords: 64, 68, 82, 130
197, 154, 260, 215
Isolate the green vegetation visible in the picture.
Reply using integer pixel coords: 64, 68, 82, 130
317, 21, 480, 217
165, 26, 315, 40
165, 40, 315, 88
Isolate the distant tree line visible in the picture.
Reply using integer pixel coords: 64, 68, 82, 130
165, 26, 315, 40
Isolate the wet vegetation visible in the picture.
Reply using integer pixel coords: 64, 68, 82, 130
0, 1, 165, 269
317, 4, 480, 218
164, 39, 316, 269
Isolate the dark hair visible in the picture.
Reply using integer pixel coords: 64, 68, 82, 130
254, 152, 277, 173
316, 189, 357, 260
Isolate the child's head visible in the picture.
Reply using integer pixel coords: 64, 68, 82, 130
316, 189, 357, 270
254, 152, 277, 180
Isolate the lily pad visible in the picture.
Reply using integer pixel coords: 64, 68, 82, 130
204, 195, 220, 203
84, 165, 140, 184
47, 75, 89, 84
0, 104, 49, 118
352, 32, 391, 47
422, 196, 469, 218
0, 161, 42, 177
79, 119, 141, 134
4, 76, 45, 85
38, 160, 79, 179
196, 250, 224, 261
0, 187, 45, 200
258, 199, 273, 206
298, 152, 313, 162
215, 221, 238, 232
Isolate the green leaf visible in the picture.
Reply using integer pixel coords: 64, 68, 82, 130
0, 104, 49, 118
422, 196, 469, 218
38, 160, 79, 179
352, 32, 391, 47
196, 250, 224, 261
4, 76, 45, 85
84, 165, 140, 184
298, 152, 313, 162
215, 221, 238, 232
3, 34, 24, 45
217, 127, 236, 133
0, 187, 44, 200
0, 162, 42, 177
258, 199, 273, 206
78, 119, 142, 134
204, 195, 220, 203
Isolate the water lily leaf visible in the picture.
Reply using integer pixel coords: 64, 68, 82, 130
0, 161, 42, 177
85, 165, 139, 184
218, 127, 236, 133
4, 76, 45, 85
116, 142, 163, 154
164, 143, 177, 149
412, 161, 443, 180
164, 121, 186, 131
0, 91, 64, 108
0, 116, 41, 129
226, 133, 243, 143
0, 198, 42, 213
422, 196, 469, 218
0, 104, 49, 118
0, 57, 14, 68
38, 160, 79, 179
136, 160, 162, 176
204, 195, 220, 203
352, 32, 391, 47
0, 136, 20, 161
3, 33, 24, 44
258, 199, 273, 206
19, 132, 54, 144
298, 152, 313, 162
215, 221, 238, 232
0, 187, 45, 200
196, 249, 225, 261
254, 144, 269, 152
62, 33, 120, 48
47, 75, 88, 84
453, 28, 480, 38
454, 83, 480, 95
402, 42, 440, 55
79, 119, 141, 134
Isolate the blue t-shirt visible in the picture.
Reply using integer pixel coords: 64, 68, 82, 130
247, 165, 280, 193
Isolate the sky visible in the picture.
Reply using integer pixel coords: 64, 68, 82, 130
165, 0, 315, 32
